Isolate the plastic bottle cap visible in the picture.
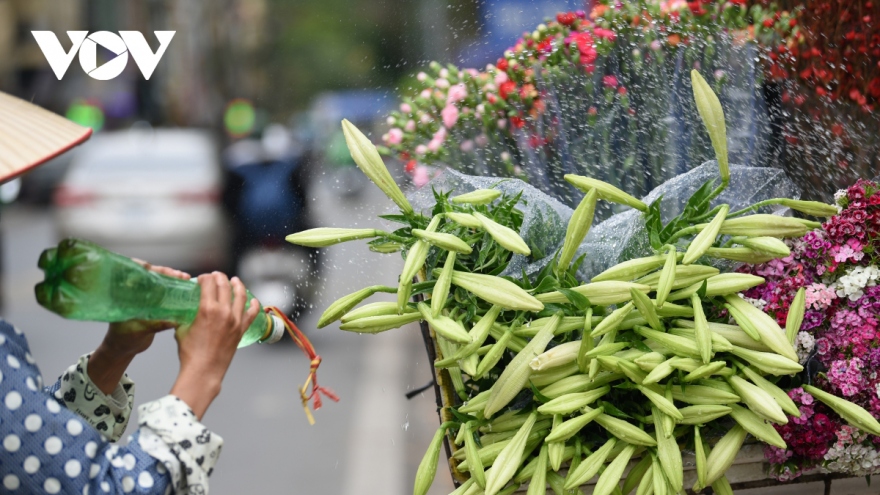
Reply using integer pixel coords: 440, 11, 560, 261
261, 315, 286, 344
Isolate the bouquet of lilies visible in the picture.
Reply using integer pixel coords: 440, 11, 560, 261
289, 73, 880, 494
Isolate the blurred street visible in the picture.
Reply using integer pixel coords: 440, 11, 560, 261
0, 173, 455, 495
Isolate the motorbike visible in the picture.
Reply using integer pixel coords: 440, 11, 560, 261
223, 125, 321, 320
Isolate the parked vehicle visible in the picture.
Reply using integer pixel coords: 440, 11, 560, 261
53, 128, 229, 272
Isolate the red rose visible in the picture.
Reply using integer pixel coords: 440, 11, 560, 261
537, 39, 553, 56
496, 58, 508, 71
499, 81, 517, 99
556, 12, 577, 26
569, 31, 595, 55
687, 1, 706, 15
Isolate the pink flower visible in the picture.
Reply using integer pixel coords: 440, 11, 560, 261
439, 68, 449, 79
417, 72, 427, 82
827, 358, 866, 396
475, 134, 488, 147
460, 140, 474, 152
427, 139, 442, 153
441, 105, 459, 128
447, 83, 468, 104
494, 71, 509, 86
420, 89, 432, 99
405, 120, 416, 132
435, 78, 450, 89
805, 283, 836, 310
650, 40, 662, 51
603, 75, 619, 88
415, 144, 428, 155
400, 103, 412, 114
497, 119, 507, 129
465, 68, 479, 77
593, 27, 617, 41
386, 128, 403, 145
413, 165, 430, 188
831, 244, 860, 263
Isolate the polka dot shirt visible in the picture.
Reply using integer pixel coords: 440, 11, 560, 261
0, 319, 223, 494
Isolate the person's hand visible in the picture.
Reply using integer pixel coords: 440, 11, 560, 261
171, 272, 260, 419
100, 261, 191, 357
89, 261, 191, 395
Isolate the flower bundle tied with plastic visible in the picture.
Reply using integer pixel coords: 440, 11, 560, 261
289, 72, 876, 494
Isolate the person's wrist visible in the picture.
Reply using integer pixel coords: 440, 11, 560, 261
171, 365, 223, 419
88, 346, 135, 395
101, 324, 146, 358
93, 340, 138, 362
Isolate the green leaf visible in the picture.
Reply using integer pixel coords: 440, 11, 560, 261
630, 339, 653, 353
536, 304, 569, 318
465, 302, 477, 322
697, 279, 709, 299
449, 407, 477, 424
520, 267, 533, 290
601, 401, 633, 419
645, 199, 664, 250
378, 214, 412, 225
558, 289, 590, 311
411, 280, 437, 296
682, 180, 716, 219
532, 276, 560, 295
529, 380, 553, 404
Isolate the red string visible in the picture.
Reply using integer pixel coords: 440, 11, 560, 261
265, 307, 339, 424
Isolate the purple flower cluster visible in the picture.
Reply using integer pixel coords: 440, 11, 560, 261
741, 180, 880, 479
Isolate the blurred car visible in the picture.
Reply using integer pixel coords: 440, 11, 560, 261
53, 128, 229, 272
18, 153, 73, 205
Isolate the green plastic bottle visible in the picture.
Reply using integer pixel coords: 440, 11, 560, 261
35, 238, 285, 347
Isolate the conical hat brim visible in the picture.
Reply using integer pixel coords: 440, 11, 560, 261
0, 92, 92, 183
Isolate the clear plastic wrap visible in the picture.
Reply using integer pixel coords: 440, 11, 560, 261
409, 161, 800, 282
